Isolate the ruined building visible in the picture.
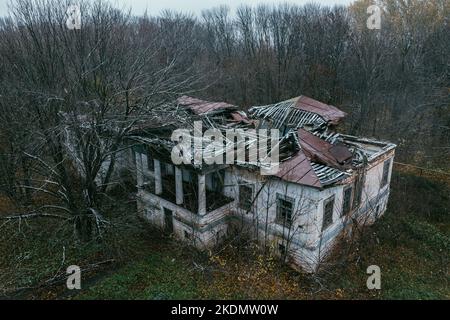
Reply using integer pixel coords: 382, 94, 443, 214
128, 95, 396, 272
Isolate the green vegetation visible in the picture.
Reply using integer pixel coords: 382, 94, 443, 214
77, 253, 202, 300
322, 171, 449, 299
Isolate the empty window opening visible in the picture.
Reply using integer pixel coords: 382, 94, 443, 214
342, 186, 352, 217
353, 175, 363, 208
381, 159, 391, 187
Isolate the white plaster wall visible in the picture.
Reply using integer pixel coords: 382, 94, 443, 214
223, 160, 397, 272
139, 188, 230, 249
362, 159, 389, 205
224, 167, 326, 270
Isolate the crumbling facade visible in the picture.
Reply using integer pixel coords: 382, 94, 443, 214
129, 95, 396, 272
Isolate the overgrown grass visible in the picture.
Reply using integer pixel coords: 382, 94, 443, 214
1, 171, 448, 299
76, 241, 311, 300
325, 213, 449, 299
323, 171, 450, 299
77, 252, 202, 300
75, 172, 449, 300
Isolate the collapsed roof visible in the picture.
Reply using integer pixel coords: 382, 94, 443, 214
129, 95, 395, 189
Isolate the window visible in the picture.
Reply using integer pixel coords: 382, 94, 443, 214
322, 196, 335, 231
216, 231, 222, 243
342, 186, 352, 217
146, 147, 154, 171
239, 184, 254, 212
276, 194, 294, 226
381, 159, 391, 187
278, 243, 286, 255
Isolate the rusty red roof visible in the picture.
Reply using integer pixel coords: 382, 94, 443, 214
329, 143, 353, 163
294, 96, 346, 125
177, 95, 237, 115
275, 129, 353, 188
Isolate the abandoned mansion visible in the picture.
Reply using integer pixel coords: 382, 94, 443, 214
124, 95, 396, 272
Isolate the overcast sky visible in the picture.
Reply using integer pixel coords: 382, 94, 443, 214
0, 0, 355, 17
